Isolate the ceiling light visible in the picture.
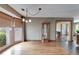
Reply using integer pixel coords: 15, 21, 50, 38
22, 18, 25, 22
25, 20, 28, 23
21, 8, 42, 23
29, 19, 32, 22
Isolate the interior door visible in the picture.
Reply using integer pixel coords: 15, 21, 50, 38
41, 22, 50, 42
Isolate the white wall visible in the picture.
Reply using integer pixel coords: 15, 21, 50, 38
50, 20, 56, 40
26, 18, 56, 40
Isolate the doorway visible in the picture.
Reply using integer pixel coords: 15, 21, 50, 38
41, 22, 50, 42
56, 20, 72, 42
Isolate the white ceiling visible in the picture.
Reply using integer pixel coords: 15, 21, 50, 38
8, 4, 79, 18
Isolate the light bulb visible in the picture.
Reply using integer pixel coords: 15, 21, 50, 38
25, 20, 28, 23
29, 19, 32, 22
22, 18, 25, 22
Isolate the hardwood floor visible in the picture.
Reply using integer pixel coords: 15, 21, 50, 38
1, 41, 69, 55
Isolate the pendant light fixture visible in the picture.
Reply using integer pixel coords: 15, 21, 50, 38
21, 7, 42, 23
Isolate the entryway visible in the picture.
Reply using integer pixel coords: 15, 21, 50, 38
56, 20, 72, 42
